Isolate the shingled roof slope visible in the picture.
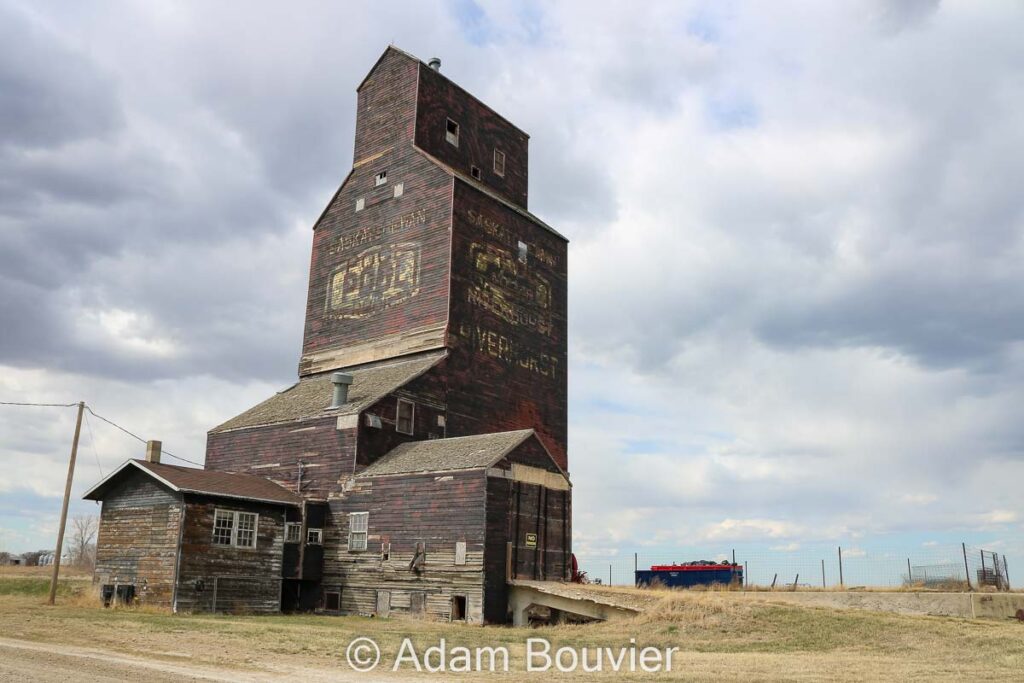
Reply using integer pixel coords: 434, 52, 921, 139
83, 460, 302, 506
210, 351, 445, 433
357, 429, 535, 477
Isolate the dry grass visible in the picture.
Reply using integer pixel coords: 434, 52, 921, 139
1, 578, 1022, 681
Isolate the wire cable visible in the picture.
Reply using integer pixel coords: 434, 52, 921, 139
85, 405, 203, 467
0, 401, 79, 408
83, 410, 104, 478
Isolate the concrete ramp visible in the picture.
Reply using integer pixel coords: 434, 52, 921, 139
507, 580, 643, 626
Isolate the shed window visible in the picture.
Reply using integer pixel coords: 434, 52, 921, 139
235, 512, 257, 548
212, 509, 259, 548
213, 510, 234, 546
284, 522, 301, 543
355, 197, 365, 212
393, 182, 404, 198
470, 165, 481, 180
396, 398, 415, 435
517, 240, 528, 263
494, 149, 505, 177
324, 591, 341, 611
445, 118, 459, 147
307, 528, 323, 545
348, 512, 368, 551
375, 170, 387, 186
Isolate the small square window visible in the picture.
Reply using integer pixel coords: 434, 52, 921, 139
355, 197, 365, 212
348, 512, 368, 552
393, 183, 404, 198
324, 591, 341, 611
284, 522, 301, 544
494, 149, 505, 177
375, 170, 387, 186
307, 528, 323, 545
396, 398, 415, 435
446, 118, 459, 147
517, 240, 528, 263
470, 165, 481, 180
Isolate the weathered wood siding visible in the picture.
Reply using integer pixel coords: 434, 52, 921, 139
93, 468, 182, 608
300, 52, 454, 376
447, 180, 569, 469
206, 419, 357, 499
324, 470, 488, 623
415, 61, 529, 208
174, 496, 287, 614
357, 369, 448, 468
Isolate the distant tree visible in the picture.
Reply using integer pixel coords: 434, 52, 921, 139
0, 551, 11, 565
69, 516, 98, 570
21, 551, 43, 566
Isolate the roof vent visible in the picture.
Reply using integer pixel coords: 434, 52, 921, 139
428, 57, 441, 72
330, 372, 354, 408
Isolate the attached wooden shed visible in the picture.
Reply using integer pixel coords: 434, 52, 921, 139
84, 459, 305, 613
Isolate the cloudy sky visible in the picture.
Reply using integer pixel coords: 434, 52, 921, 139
2, 0, 1022, 581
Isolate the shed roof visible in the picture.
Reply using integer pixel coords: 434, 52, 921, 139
357, 429, 536, 477
83, 460, 302, 506
210, 351, 445, 433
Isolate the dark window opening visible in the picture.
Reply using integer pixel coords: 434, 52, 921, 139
324, 591, 341, 611
375, 170, 387, 186
451, 595, 467, 621
470, 165, 481, 180
397, 398, 415, 435
381, 542, 391, 562
446, 119, 459, 147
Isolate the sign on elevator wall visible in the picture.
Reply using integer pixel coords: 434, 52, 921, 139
327, 242, 422, 319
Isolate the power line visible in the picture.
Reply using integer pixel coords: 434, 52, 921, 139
83, 410, 104, 478
85, 406, 203, 467
0, 401, 79, 408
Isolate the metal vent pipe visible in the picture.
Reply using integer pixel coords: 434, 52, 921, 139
330, 372, 354, 408
428, 57, 441, 71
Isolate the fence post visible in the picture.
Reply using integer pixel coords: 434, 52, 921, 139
907, 558, 912, 585
962, 543, 972, 591
1004, 555, 1011, 590
744, 561, 748, 590
212, 576, 218, 613
608, 564, 612, 587
821, 559, 826, 588
771, 573, 777, 590
980, 550, 987, 586
838, 547, 844, 587
792, 574, 799, 591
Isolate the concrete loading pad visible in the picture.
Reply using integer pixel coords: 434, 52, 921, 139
507, 580, 644, 626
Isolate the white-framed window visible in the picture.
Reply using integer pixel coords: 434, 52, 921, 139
393, 182, 404, 198
307, 528, 323, 545
396, 398, 415, 435
375, 170, 387, 186
355, 197, 365, 212
212, 509, 259, 548
348, 512, 368, 551
284, 522, 301, 544
213, 510, 234, 546
493, 149, 505, 177
445, 118, 459, 147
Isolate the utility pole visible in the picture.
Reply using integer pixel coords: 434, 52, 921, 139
49, 401, 84, 606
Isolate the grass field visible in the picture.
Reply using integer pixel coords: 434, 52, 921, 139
0, 571, 1022, 681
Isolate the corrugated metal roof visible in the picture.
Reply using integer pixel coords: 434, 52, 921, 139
82, 460, 302, 506
210, 351, 446, 433
357, 429, 535, 477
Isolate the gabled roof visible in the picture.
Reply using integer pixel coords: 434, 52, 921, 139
82, 460, 302, 506
357, 429, 538, 477
210, 351, 446, 433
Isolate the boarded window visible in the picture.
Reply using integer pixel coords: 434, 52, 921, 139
235, 512, 257, 548
446, 118, 459, 146
212, 510, 233, 545
393, 183, 404, 198
348, 512, 368, 551
455, 541, 467, 565
284, 522, 301, 544
411, 591, 426, 614
307, 528, 323, 545
494, 149, 505, 177
396, 398, 415, 435
355, 197, 365, 212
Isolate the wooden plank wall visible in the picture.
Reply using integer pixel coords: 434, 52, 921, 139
174, 497, 287, 614
93, 469, 182, 608
323, 470, 488, 623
